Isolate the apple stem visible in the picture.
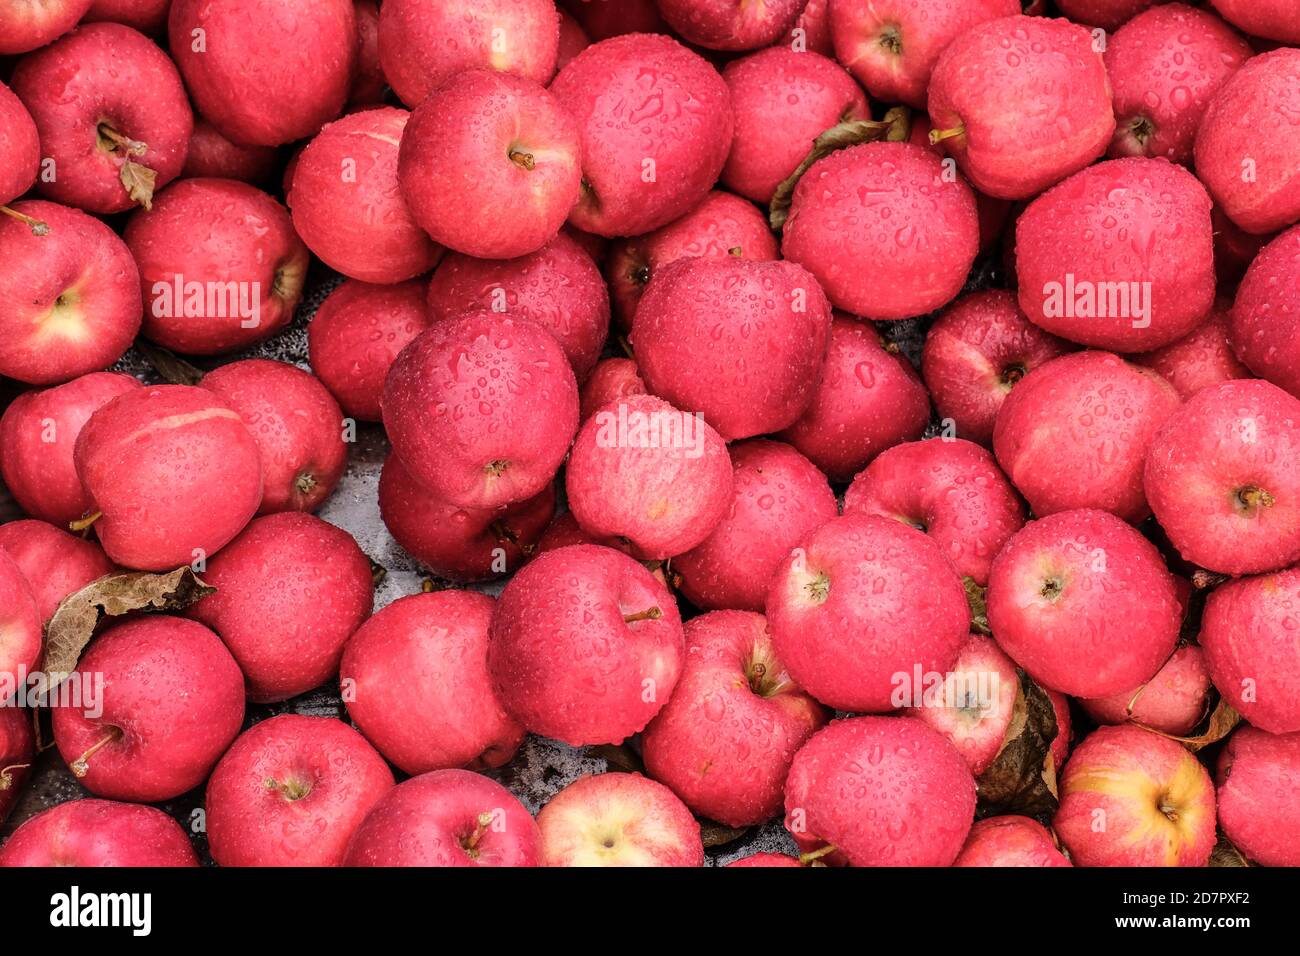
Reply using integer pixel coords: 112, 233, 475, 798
490, 521, 536, 557
462, 811, 495, 857
70, 726, 123, 777
799, 843, 838, 865
928, 124, 966, 146
509, 149, 536, 171
0, 205, 50, 236
264, 776, 312, 801
0, 763, 31, 790
623, 606, 662, 624
96, 122, 147, 156
1191, 570, 1229, 590
68, 511, 103, 534
295, 472, 317, 496
1235, 485, 1274, 514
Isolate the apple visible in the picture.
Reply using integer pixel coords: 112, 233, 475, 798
426, 232, 609, 381
766, 513, 970, 713
382, 311, 578, 511
579, 358, 646, 422
1216, 726, 1300, 867
1056, 0, 1164, 29
307, 278, 431, 423
829, 0, 1018, 109
344, 769, 542, 867
844, 438, 1025, 586
658, 0, 806, 50
778, 314, 931, 482
1230, 225, 1300, 397
84, 0, 172, 33
675, 440, 838, 613
126, 178, 309, 356
551, 33, 734, 238
378, 453, 554, 583
0, 705, 35, 824
52, 616, 245, 802
565, 394, 733, 560
0, 200, 142, 386
784, 716, 976, 866
725, 852, 802, 867
188, 513, 374, 703
535, 511, 639, 557
953, 815, 1071, 867
631, 257, 833, 440
0, 0, 93, 55
563, 0, 668, 40
1055, 724, 1216, 867
642, 610, 828, 827
1195, 49, 1300, 235
1210, 0, 1300, 49
0, 520, 114, 621
205, 715, 395, 867
927, 15, 1114, 200
182, 118, 278, 184
488, 543, 685, 746
200, 359, 348, 514
291, 107, 443, 284
1105, 4, 1251, 164
607, 190, 777, 332
1132, 300, 1250, 399
986, 509, 1181, 698
170, 0, 356, 147
782, 141, 979, 320
377, 0, 559, 108
0, 372, 141, 525
1080, 645, 1211, 736
348, 0, 384, 107
0, 552, 41, 697
1048, 688, 1073, 771
0, 79, 41, 227
906, 112, 1014, 253
0, 799, 197, 867
993, 351, 1181, 523
537, 773, 703, 867
1214, 204, 1271, 287
1145, 380, 1300, 575
341, 590, 524, 775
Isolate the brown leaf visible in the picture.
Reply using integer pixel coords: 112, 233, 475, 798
40, 568, 215, 697
133, 339, 206, 386
1209, 831, 1251, 867
586, 743, 644, 775
700, 823, 749, 848
976, 671, 1060, 818
964, 576, 991, 635
1136, 697, 1241, 753
120, 160, 157, 210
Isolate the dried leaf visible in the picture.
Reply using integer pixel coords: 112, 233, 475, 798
700, 823, 749, 848
120, 160, 157, 210
40, 568, 215, 697
133, 339, 206, 386
976, 671, 1060, 818
587, 742, 644, 774
1209, 831, 1251, 867
964, 577, 991, 635
1137, 697, 1241, 753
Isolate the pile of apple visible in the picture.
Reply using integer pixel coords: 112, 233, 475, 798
1, 0, 1299, 869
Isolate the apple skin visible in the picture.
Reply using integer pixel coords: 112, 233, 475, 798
205, 715, 395, 867
1081, 645, 1211, 736
377, 0, 559, 108
1132, 300, 1250, 399
721, 46, 868, 204
1048, 688, 1073, 771
1196, 49, 1300, 235
987, 509, 1180, 699
564, 0, 668, 40
766, 513, 970, 713
489, 544, 685, 746
1145, 380, 1300, 575
52, 616, 246, 802
1216, 725, 1300, 867
551, 34, 734, 238
1213, 204, 1271, 287
126, 178, 309, 356
74, 385, 263, 571
0, 200, 142, 386
921, 290, 1073, 446
0, 372, 141, 525
348, 0, 384, 106
84, 0, 172, 33
307, 279, 431, 423
782, 141, 979, 321
200, 359, 348, 515
1105, 4, 1251, 165
426, 232, 610, 381
658, 0, 805, 51
0, 0, 93, 55
1056, 0, 1165, 29
784, 0, 831, 53
1200, 568, 1300, 734
0, 553, 42, 703
830, 0, 1019, 109
642, 610, 829, 826
1210, 0, 1300, 44
557, 9, 590, 69
1230, 225, 1300, 398
993, 351, 1181, 523
382, 311, 579, 511
675, 440, 838, 613
291, 107, 442, 284
778, 314, 931, 483
187, 513, 374, 703
845, 438, 1025, 587
607, 190, 777, 332
344, 769, 542, 867
0, 520, 114, 621
182, 118, 278, 184
631, 257, 833, 440
0, 705, 35, 825
565, 394, 733, 560
1055, 724, 1216, 867
953, 815, 1071, 867
537, 773, 704, 867
11, 23, 192, 214
0, 80, 40, 205
341, 591, 524, 776
784, 716, 976, 866
726, 852, 802, 867
169, 0, 355, 147
378, 453, 554, 583
579, 358, 646, 422
906, 112, 1013, 253
928, 15, 1114, 200
0, 799, 197, 867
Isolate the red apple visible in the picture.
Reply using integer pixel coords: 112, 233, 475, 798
1048, 687, 1073, 771
1216, 725, 1300, 867
564, 0, 667, 40
341, 590, 524, 775
1230, 225, 1300, 397
84, 0, 172, 33
0, 520, 114, 621
658, 0, 805, 50
557, 9, 590, 70
182, 118, 278, 184
0, 706, 34, 824
0, 79, 40, 215
535, 510, 639, 557
0, 799, 197, 867
0, 553, 41, 703
1213, 204, 1271, 287
348, 0, 385, 107
1056, 0, 1165, 29
1131, 300, 1250, 399
726, 852, 802, 867
1080, 645, 1211, 736
205, 715, 395, 867
953, 815, 1071, 867
579, 357, 646, 422
1209, 0, 1300, 44
0, 0, 93, 55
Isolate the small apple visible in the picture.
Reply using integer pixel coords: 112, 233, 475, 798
182, 118, 279, 184
1080, 645, 1212, 736
953, 815, 1071, 867
658, 0, 805, 50
1132, 300, 1250, 399
0, 799, 197, 867
1229, 225, 1300, 398
579, 358, 646, 423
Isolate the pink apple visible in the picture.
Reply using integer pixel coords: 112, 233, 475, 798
953, 815, 1071, 867
206, 715, 395, 867
1081, 645, 1211, 736
1132, 300, 1250, 399
341, 590, 524, 775
726, 852, 802, 867
579, 358, 646, 422
1209, 0, 1300, 44
658, 0, 805, 50
538, 773, 703, 867
0, 705, 34, 824
0, 520, 114, 621
489, 544, 685, 746
0, 553, 41, 703
986, 509, 1181, 698
1216, 725, 1300, 867
0, 799, 197, 867
1214, 204, 1271, 287
84, 0, 172, 33
1230, 225, 1300, 397
564, 0, 668, 40
535, 511, 641, 558
0, 80, 40, 212
557, 9, 590, 70
182, 118, 278, 184
1056, 0, 1167, 29
348, 0, 384, 107
0, 0, 93, 55
1048, 687, 1073, 771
